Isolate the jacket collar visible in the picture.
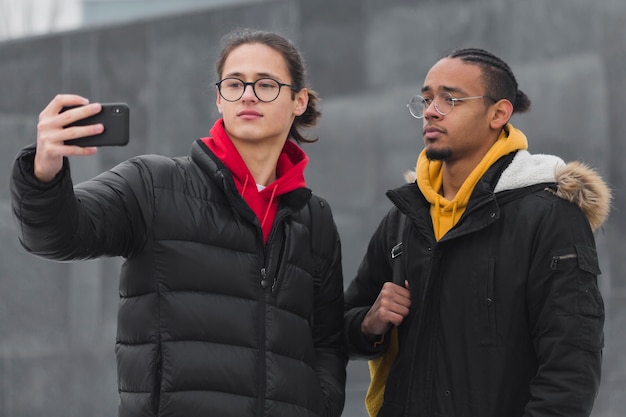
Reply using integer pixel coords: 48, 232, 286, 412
388, 152, 517, 217
190, 139, 312, 214
388, 149, 612, 234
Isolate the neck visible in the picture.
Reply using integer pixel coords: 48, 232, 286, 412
441, 156, 482, 200
441, 134, 500, 199
232, 140, 282, 186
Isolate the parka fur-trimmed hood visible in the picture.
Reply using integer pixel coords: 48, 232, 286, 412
551, 161, 612, 231
404, 150, 612, 231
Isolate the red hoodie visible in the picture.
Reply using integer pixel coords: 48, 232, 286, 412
201, 119, 308, 243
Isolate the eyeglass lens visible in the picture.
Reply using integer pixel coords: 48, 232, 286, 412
218, 78, 282, 102
407, 92, 455, 118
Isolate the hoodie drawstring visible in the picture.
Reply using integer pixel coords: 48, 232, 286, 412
451, 200, 458, 228
241, 172, 277, 236
241, 173, 250, 197
432, 196, 459, 241
261, 185, 278, 231
433, 196, 441, 240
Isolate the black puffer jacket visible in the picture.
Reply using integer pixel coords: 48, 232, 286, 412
11, 140, 346, 417
345, 151, 610, 417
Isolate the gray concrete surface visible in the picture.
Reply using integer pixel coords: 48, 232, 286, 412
1, 0, 624, 415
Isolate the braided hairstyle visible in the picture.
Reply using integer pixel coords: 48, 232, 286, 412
447, 48, 531, 114
215, 29, 321, 143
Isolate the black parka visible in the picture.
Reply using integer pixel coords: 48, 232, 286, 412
11, 140, 346, 417
345, 152, 608, 417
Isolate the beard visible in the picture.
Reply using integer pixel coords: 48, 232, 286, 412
425, 147, 452, 161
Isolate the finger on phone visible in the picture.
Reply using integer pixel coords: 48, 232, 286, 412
60, 102, 102, 123
63, 123, 105, 144
43, 94, 90, 116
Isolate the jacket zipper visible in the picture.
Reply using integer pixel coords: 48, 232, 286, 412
218, 169, 268, 416
266, 212, 288, 297
256, 210, 289, 416
257, 265, 267, 417
404, 238, 438, 417
550, 253, 577, 270
270, 235, 287, 296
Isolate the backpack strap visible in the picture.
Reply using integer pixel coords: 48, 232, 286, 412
365, 210, 407, 416
306, 195, 334, 278
390, 212, 406, 285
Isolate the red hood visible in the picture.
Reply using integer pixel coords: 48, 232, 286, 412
201, 118, 308, 242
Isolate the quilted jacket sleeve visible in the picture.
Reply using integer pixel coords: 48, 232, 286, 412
343, 208, 400, 359
10, 146, 151, 261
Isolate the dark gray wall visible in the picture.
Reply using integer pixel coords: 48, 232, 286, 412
0, 0, 624, 416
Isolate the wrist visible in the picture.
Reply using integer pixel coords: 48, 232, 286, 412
361, 319, 382, 342
34, 155, 62, 183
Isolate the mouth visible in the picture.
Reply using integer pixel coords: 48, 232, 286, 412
423, 126, 444, 141
237, 109, 262, 119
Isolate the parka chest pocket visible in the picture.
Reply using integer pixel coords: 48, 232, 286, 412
469, 257, 498, 346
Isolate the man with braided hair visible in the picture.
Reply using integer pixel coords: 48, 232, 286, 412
344, 48, 610, 417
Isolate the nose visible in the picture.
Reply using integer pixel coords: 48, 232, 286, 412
423, 99, 441, 119
241, 83, 258, 101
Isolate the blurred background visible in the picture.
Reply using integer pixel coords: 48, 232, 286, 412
0, 0, 624, 416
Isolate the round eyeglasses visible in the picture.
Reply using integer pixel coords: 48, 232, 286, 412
216, 77, 298, 103
407, 91, 496, 118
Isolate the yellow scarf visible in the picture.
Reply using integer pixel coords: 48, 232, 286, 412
417, 123, 528, 240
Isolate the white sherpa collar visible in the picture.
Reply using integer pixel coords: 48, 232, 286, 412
494, 150, 566, 193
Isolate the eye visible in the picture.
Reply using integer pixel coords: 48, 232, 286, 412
422, 97, 433, 106
256, 79, 279, 90
224, 79, 243, 88
442, 95, 455, 105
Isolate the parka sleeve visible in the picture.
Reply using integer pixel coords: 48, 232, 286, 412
344, 208, 400, 358
524, 197, 604, 417
10, 146, 152, 261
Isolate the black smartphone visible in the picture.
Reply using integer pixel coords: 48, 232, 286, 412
62, 103, 130, 146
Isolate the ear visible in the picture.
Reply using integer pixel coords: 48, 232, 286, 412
293, 88, 309, 117
489, 99, 513, 130
216, 89, 223, 114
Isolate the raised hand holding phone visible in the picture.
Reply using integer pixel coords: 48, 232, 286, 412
34, 95, 128, 182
